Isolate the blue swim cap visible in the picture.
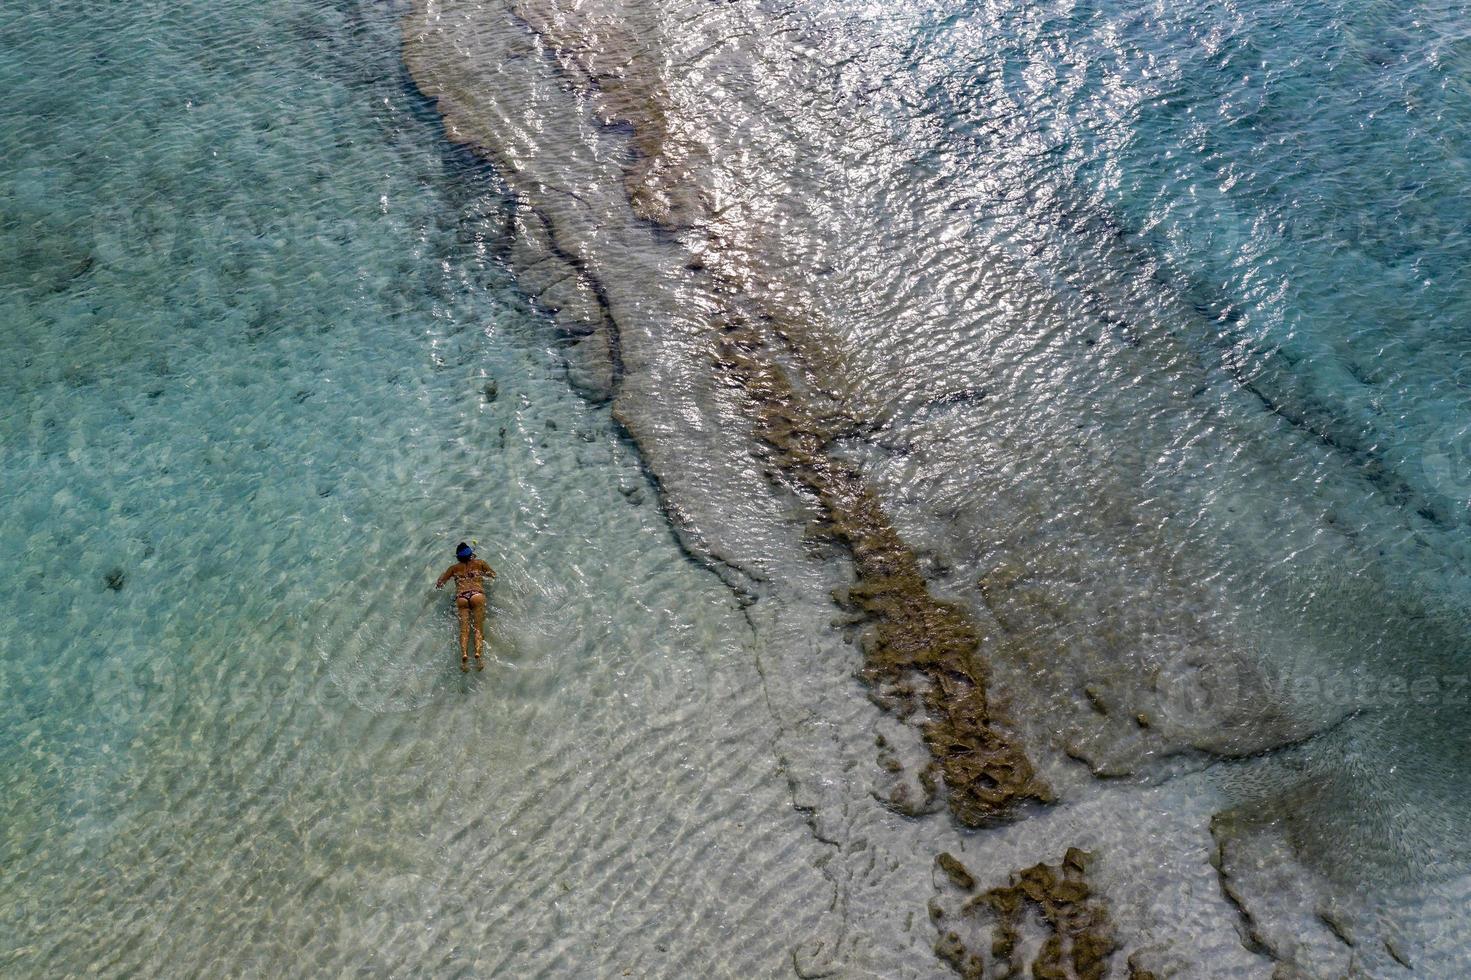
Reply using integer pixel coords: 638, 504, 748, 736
456, 542, 474, 561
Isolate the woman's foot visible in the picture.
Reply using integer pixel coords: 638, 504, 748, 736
474, 651, 485, 671
461, 653, 470, 673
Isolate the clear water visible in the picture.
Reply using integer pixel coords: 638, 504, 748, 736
406, 0, 1471, 973
850, 0, 1471, 864
0, 2, 832, 975
8, 0, 1471, 976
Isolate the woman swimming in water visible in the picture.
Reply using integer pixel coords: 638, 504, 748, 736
435, 542, 496, 671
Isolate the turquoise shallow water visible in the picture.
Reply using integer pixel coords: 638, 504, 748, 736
7, 0, 1471, 974
1, 2, 835, 974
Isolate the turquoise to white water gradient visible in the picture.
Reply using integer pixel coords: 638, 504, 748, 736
6, 0, 1471, 975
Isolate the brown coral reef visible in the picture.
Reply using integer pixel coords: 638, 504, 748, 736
713, 313, 1053, 825
931, 849, 1119, 980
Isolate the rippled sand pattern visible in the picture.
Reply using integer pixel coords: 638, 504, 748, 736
9, 0, 1471, 975
404, 0, 1471, 974
0, 2, 834, 975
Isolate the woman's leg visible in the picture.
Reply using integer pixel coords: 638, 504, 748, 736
470, 593, 487, 667
456, 596, 471, 670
